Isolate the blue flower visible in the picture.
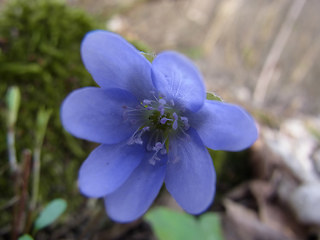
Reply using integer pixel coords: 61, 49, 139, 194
61, 30, 258, 222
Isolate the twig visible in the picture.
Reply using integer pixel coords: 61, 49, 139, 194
11, 170, 20, 240
202, 0, 243, 55
253, 0, 306, 107
12, 150, 32, 240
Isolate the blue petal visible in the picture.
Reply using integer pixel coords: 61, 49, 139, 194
165, 128, 216, 214
61, 87, 140, 144
152, 51, 205, 112
105, 155, 166, 222
81, 30, 154, 99
78, 143, 145, 198
190, 100, 258, 151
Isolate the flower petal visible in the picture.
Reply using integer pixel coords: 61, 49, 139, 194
152, 51, 205, 112
165, 128, 216, 214
61, 87, 140, 144
81, 30, 154, 99
190, 100, 258, 151
78, 143, 145, 198
105, 155, 166, 222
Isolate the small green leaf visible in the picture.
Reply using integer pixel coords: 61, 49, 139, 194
145, 208, 225, 240
18, 234, 34, 240
144, 207, 205, 240
199, 213, 225, 240
35, 108, 52, 148
34, 198, 67, 231
5, 86, 21, 127
206, 92, 223, 102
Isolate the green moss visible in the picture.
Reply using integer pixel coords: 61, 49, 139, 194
0, 0, 158, 231
0, 0, 100, 227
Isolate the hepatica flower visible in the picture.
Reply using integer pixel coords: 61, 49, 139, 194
61, 30, 258, 222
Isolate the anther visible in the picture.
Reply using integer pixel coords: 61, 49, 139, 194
158, 105, 165, 116
160, 117, 171, 124
143, 99, 152, 105
153, 142, 163, 151
172, 112, 178, 130
142, 126, 150, 132
127, 126, 150, 145
172, 120, 178, 130
173, 112, 178, 120
181, 116, 190, 130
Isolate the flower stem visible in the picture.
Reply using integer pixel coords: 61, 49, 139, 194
6, 86, 21, 173
30, 147, 41, 211
12, 150, 32, 240
7, 127, 18, 173
30, 108, 52, 211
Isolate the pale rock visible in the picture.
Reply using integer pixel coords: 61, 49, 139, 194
289, 183, 320, 225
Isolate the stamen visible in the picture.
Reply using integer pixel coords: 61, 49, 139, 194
172, 112, 178, 130
148, 137, 167, 165
180, 116, 187, 121
149, 153, 161, 165
147, 131, 157, 151
172, 120, 178, 130
158, 105, 165, 116
142, 126, 150, 132
143, 99, 152, 105
134, 137, 143, 145
153, 142, 163, 151
181, 116, 190, 130
178, 126, 191, 141
122, 105, 146, 120
127, 126, 150, 145
160, 117, 172, 124
127, 128, 140, 144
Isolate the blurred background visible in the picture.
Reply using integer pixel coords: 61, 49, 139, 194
1, 0, 320, 239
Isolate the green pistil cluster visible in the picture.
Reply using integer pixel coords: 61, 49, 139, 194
147, 110, 175, 131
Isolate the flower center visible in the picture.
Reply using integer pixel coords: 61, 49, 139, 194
122, 94, 189, 165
